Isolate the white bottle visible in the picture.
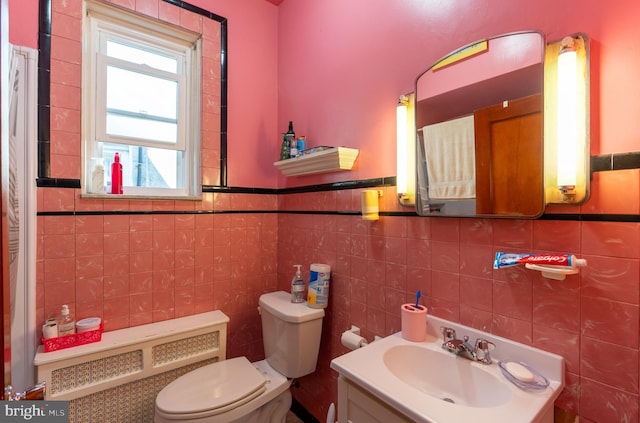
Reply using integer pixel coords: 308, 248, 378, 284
91, 158, 105, 194
291, 264, 305, 303
58, 304, 76, 336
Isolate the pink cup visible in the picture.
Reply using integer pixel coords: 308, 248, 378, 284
401, 303, 428, 341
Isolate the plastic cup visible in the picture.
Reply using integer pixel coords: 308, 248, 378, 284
401, 303, 428, 341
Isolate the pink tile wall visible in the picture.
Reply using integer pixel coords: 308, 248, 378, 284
38, 186, 640, 422
39, 184, 640, 423
36, 190, 279, 352
277, 187, 640, 423
37, 0, 640, 422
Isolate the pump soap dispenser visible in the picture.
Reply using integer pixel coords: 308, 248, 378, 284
291, 264, 305, 303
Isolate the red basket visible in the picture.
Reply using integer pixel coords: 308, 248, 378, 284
42, 323, 104, 352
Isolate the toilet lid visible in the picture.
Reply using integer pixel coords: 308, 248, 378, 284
156, 357, 267, 418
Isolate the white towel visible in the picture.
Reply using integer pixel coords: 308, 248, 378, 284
422, 115, 476, 200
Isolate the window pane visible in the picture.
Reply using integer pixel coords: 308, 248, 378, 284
106, 66, 178, 121
106, 113, 177, 143
102, 143, 183, 190
84, 1, 202, 198
107, 40, 178, 73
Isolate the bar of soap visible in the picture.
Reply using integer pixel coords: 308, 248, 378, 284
505, 361, 535, 383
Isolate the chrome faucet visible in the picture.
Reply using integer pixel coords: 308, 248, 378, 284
440, 326, 495, 365
4, 382, 46, 401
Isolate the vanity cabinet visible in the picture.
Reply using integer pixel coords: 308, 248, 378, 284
337, 375, 412, 423
331, 319, 564, 423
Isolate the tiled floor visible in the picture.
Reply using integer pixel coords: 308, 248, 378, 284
286, 410, 305, 423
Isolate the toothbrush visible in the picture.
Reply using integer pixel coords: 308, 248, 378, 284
415, 290, 421, 309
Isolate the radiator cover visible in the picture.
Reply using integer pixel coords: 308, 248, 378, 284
34, 311, 229, 423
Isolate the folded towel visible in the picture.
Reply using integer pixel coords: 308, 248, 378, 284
422, 115, 476, 200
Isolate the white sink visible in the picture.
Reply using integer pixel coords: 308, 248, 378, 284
331, 316, 564, 423
383, 345, 512, 407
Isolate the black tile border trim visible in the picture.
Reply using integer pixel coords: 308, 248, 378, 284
540, 213, 640, 222
40, 176, 396, 193
37, 0, 51, 179
36, 178, 81, 189
34, 174, 640, 222
203, 185, 278, 195
277, 176, 397, 194
37, 210, 281, 216
202, 176, 396, 195
37, 210, 640, 223
36, 0, 229, 189
37, 209, 640, 223
290, 397, 320, 423
591, 151, 640, 173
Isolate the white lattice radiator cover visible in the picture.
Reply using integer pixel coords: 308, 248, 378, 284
34, 311, 229, 423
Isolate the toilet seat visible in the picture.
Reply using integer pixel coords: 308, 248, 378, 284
155, 357, 267, 420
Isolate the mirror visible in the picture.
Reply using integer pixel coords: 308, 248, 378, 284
415, 31, 545, 217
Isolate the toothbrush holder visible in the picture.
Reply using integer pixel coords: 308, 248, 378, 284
401, 303, 428, 342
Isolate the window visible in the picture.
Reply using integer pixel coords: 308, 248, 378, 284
83, 0, 202, 198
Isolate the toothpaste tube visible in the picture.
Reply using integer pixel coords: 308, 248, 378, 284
493, 252, 587, 269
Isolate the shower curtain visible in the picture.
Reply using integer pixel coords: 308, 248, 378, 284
7, 45, 38, 392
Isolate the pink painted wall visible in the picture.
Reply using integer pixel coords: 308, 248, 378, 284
6, 0, 640, 422
275, 0, 640, 187
9, 0, 639, 189
158, 0, 281, 189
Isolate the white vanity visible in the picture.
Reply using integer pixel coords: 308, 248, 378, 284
330, 316, 564, 423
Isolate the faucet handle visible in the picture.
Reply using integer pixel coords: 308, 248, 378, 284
474, 338, 495, 364
23, 382, 46, 400
440, 326, 456, 342
3, 382, 46, 401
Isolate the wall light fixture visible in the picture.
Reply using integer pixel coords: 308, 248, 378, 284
396, 93, 416, 206
544, 33, 589, 204
361, 189, 382, 221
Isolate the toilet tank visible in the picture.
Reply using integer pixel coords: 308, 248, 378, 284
259, 291, 325, 378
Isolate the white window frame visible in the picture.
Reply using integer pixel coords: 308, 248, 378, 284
82, 0, 202, 198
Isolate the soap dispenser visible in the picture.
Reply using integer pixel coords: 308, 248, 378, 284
57, 304, 76, 336
291, 264, 305, 303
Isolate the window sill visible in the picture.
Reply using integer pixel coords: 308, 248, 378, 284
81, 193, 202, 201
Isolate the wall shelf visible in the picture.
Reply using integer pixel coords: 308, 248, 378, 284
274, 147, 359, 176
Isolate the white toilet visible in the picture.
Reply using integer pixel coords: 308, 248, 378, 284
154, 291, 325, 423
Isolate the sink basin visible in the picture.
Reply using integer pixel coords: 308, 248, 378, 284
331, 315, 565, 423
383, 345, 511, 407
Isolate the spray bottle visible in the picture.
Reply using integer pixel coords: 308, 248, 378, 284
291, 264, 305, 303
111, 152, 123, 194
